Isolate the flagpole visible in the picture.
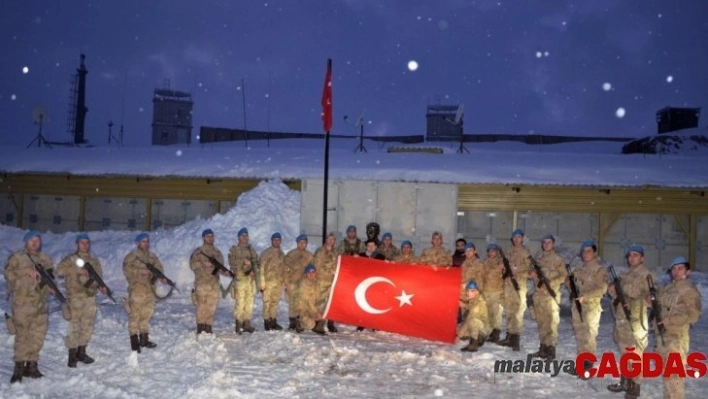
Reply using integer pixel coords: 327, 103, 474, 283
322, 59, 332, 244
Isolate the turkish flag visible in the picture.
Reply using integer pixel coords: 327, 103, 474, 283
323, 256, 460, 343
321, 59, 332, 133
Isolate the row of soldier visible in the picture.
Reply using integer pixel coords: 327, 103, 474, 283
4, 225, 703, 399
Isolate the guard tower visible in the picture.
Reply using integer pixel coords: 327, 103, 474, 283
426, 104, 463, 142
151, 82, 193, 145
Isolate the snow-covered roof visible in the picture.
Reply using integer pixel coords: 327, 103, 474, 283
2, 136, 707, 188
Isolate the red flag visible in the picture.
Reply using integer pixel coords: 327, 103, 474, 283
323, 256, 460, 343
321, 59, 332, 133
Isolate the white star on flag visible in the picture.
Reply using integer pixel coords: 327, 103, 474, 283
395, 290, 414, 307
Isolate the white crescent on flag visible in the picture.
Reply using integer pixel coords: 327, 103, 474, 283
354, 276, 395, 314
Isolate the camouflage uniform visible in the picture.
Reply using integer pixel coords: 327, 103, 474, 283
189, 244, 224, 331
609, 262, 655, 391
283, 247, 314, 320
337, 238, 364, 256
56, 251, 102, 360
570, 258, 608, 355
419, 247, 452, 266
379, 244, 401, 261
530, 250, 567, 353
294, 274, 322, 330
4, 249, 53, 373
259, 245, 286, 326
457, 295, 489, 340
228, 243, 259, 331
123, 248, 165, 344
503, 245, 532, 337
461, 257, 485, 301
393, 253, 419, 264
655, 276, 702, 399
482, 254, 505, 339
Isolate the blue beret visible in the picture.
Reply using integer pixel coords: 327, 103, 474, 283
304, 264, 316, 274
541, 234, 555, 242
271, 232, 282, 240
23, 230, 41, 242
511, 229, 524, 238
401, 240, 412, 249
202, 229, 214, 237
135, 232, 149, 242
626, 244, 644, 256
382, 232, 392, 240
238, 227, 248, 237
465, 242, 476, 250
669, 256, 689, 271
465, 281, 479, 290
487, 243, 500, 251
75, 233, 90, 243
580, 240, 596, 251
346, 225, 356, 233
296, 234, 308, 242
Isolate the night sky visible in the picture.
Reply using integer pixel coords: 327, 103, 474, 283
1, 0, 706, 146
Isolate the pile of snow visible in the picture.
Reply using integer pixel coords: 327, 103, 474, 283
622, 127, 708, 155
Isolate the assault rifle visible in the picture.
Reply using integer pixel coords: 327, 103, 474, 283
244, 257, 259, 277
566, 264, 583, 322
498, 248, 520, 294
199, 251, 235, 278
27, 254, 66, 304
75, 258, 117, 304
647, 275, 666, 345
608, 265, 632, 329
528, 256, 557, 298
135, 258, 179, 292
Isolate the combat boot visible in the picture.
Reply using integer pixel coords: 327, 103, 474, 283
197, 323, 204, 334
205, 324, 213, 334
477, 334, 487, 347
530, 344, 548, 359
264, 318, 272, 331
327, 320, 338, 333
242, 320, 255, 333
130, 334, 141, 353
25, 361, 43, 379
461, 337, 479, 352
625, 379, 639, 399
235, 320, 242, 335
607, 376, 628, 393
496, 331, 512, 346
288, 317, 297, 331
140, 333, 157, 349
488, 329, 501, 343
11, 361, 24, 383
510, 334, 520, 351
271, 318, 284, 331
295, 318, 304, 333
545, 345, 556, 360
313, 320, 327, 335
77, 346, 94, 364
68, 348, 78, 368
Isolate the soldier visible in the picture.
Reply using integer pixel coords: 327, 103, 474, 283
189, 229, 228, 335
314, 232, 339, 333
458, 281, 489, 352
283, 234, 314, 330
357, 239, 386, 260
497, 229, 532, 351
568, 240, 609, 377
123, 232, 166, 352
379, 232, 401, 261
5, 231, 55, 383
607, 245, 655, 398
461, 242, 484, 292
482, 243, 505, 343
294, 264, 326, 334
259, 232, 286, 331
528, 234, 567, 360
393, 241, 419, 264
228, 227, 259, 334
419, 231, 452, 267
337, 225, 364, 256
452, 238, 467, 267
653, 256, 702, 399
56, 233, 105, 367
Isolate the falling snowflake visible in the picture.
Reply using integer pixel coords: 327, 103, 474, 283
22, 66, 29, 74
407, 60, 419, 71
602, 82, 612, 91
666, 75, 673, 83
615, 107, 626, 118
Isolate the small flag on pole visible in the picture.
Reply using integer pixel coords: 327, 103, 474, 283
321, 59, 333, 133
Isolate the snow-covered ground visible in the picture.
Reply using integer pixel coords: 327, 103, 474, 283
2, 136, 707, 187
1, 180, 706, 398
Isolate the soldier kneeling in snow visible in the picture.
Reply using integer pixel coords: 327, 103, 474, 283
458, 281, 489, 352
294, 265, 326, 335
